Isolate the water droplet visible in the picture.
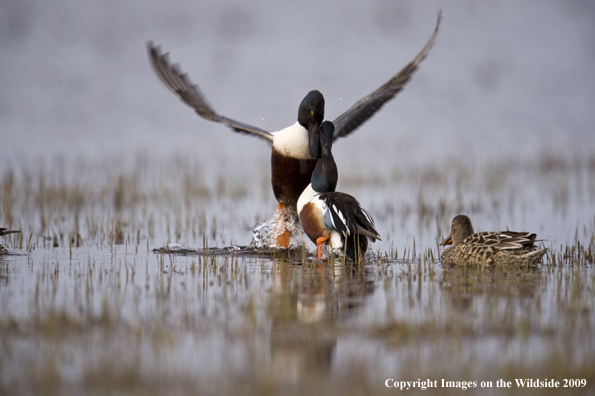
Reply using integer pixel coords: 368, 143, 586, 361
262, 116, 265, 121
339, 97, 343, 101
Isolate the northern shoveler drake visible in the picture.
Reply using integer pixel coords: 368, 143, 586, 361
0, 228, 20, 254
148, 11, 440, 248
297, 121, 381, 263
439, 215, 547, 267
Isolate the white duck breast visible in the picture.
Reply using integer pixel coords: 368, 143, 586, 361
271, 122, 312, 159
297, 184, 320, 214
328, 231, 344, 250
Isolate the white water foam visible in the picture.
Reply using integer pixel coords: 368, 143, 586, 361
249, 209, 307, 250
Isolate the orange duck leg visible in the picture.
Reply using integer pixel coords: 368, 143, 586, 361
275, 202, 291, 248
315, 234, 330, 260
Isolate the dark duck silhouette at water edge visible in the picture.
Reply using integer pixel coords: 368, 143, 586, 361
0, 228, 21, 254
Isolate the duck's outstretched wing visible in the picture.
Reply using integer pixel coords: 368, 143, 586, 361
332, 10, 442, 140
148, 42, 274, 143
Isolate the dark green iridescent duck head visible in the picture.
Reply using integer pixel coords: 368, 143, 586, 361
310, 121, 337, 193
297, 90, 325, 158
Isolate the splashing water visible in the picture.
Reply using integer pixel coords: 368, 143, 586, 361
249, 209, 307, 249
249, 210, 378, 262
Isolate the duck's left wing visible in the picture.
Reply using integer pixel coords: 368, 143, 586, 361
332, 10, 441, 140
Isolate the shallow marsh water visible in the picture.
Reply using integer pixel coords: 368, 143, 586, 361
1, 154, 594, 395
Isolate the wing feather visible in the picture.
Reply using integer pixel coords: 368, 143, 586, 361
148, 42, 274, 142
319, 193, 381, 241
332, 11, 442, 140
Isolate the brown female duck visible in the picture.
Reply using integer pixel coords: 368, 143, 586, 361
440, 215, 547, 266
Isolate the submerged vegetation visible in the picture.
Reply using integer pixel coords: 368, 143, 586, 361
1, 151, 594, 394
2, 151, 595, 251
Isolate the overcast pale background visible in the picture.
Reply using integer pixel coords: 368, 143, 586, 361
1, 0, 593, 165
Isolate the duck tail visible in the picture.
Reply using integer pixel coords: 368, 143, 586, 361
521, 248, 548, 266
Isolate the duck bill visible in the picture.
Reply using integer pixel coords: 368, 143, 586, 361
308, 124, 321, 158
439, 235, 453, 246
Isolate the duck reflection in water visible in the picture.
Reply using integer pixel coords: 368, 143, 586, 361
266, 260, 375, 384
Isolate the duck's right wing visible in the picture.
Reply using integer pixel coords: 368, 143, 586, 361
148, 42, 274, 143
332, 10, 442, 140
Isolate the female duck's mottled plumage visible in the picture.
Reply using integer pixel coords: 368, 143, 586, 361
440, 215, 547, 267
297, 122, 380, 263
0, 228, 20, 254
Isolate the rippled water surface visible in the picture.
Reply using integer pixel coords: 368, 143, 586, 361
1, 152, 594, 395
1, 239, 594, 395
